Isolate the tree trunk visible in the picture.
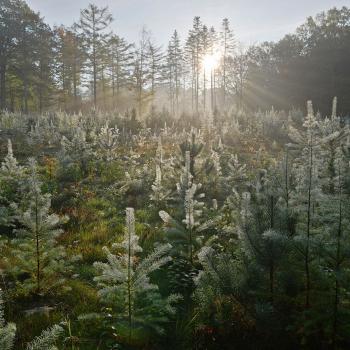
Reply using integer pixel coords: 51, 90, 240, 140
269, 263, 274, 304
332, 182, 342, 348
35, 194, 41, 294
128, 225, 132, 342
0, 60, 6, 110
24, 81, 29, 114
305, 142, 313, 309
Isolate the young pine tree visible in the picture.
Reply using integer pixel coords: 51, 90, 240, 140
150, 137, 173, 207
159, 150, 206, 265
9, 159, 69, 296
289, 101, 323, 309
91, 208, 180, 345
60, 127, 94, 177
319, 147, 350, 346
240, 170, 288, 304
0, 140, 25, 226
97, 123, 119, 162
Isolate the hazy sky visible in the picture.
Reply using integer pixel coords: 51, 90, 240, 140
26, 0, 348, 47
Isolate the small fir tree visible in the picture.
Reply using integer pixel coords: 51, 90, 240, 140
90, 208, 181, 344
9, 159, 70, 295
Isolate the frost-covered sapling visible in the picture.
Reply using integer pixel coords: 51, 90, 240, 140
9, 159, 70, 296
89, 208, 181, 345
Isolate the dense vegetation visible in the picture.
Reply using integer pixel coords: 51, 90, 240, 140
0, 98, 349, 349
1, 1, 350, 350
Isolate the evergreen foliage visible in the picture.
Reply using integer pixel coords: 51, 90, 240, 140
8, 159, 70, 295
0, 290, 16, 350
0, 2, 350, 346
89, 207, 181, 345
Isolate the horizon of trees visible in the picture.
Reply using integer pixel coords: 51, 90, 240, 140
0, 1, 349, 117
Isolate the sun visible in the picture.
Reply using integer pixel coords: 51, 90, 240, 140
202, 52, 220, 72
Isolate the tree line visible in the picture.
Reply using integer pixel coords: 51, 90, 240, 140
0, 1, 349, 116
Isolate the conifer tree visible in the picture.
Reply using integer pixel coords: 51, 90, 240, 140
289, 101, 323, 308
319, 144, 350, 346
223, 154, 247, 193
150, 164, 172, 207
9, 159, 69, 295
147, 38, 164, 99
203, 148, 223, 200
97, 123, 119, 161
208, 26, 218, 111
159, 151, 206, 264
201, 25, 210, 111
133, 27, 151, 118
55, 25, 85, 111
220, 18, 235, 109
107, 34, 134, 106
240, 169, 288, 303
194, 247, 250, 331
25, 325, 63, 350
60, 127, 94, 177
319, 97, 347, 194
179, 129, 204, 179
166, 30, 183, 116
150, 136, 174, 207
35, 22, 55, 113
269, 147, 297, 236
91, 208, 180, 344
186, 17, 204, 113
76, 4, 113, 107
0, 139, 25, 225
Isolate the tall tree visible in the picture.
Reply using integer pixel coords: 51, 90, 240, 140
107, 34, 134, 107
0, 0, 22, 110
35, 21, 55, 113
133, 27, 151, 118
226, 45, 248, 109
77, 3, 112, 107
55, 25, 85, 111
166, 30, 183, 116
147, 38, 163, 99
201, 25, 210, 111
11, 3, 47, 113
208, 26, 218, 111
220, 18, 235, 109
186, 17, 204, 114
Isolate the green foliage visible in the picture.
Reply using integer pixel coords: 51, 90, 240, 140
0, 93, 350, 349
25, 325, 63, 350
84, 207, 181, 346
0, 290, 63, 350
0, 290, 16, 350
8, 159, 71, 296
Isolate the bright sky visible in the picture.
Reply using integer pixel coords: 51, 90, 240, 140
26, 0, 348, 47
